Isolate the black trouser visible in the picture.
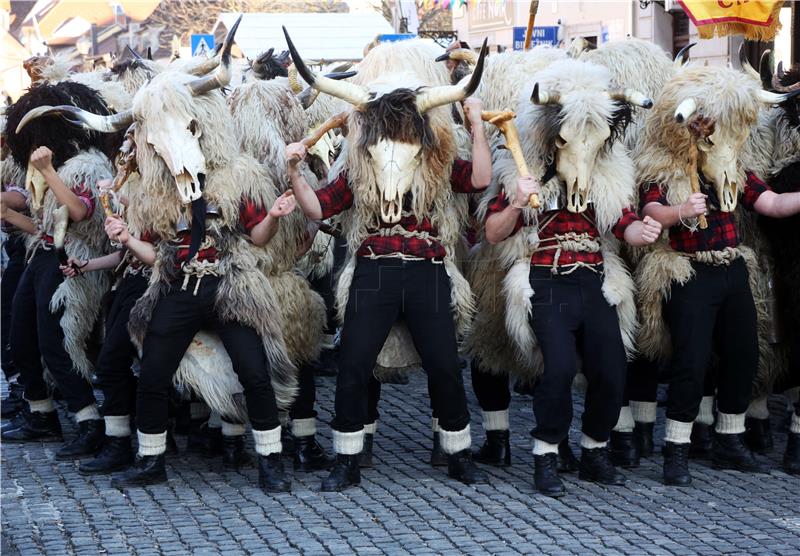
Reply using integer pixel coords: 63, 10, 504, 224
625, 356, 659, 404
136, 275, 279, 434
664, 258, 758, 423
96, 273, 148, 418
529, 267, 627, 444
333, 258, 470, 433
1, 234, 26, 379
290, 364, 318, 421
471, 359, 511, 412
10, 249, 96, 412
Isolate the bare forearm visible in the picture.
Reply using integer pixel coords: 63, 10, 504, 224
83, 251, 124, 272
1, 191, 27, 211
288, 168, 323, 221
643, 202, 681, 228
485, 205, 521, 244
755, 190, 800, 218
470, 125, 492, 189
3, 209, 36, 234
42, 168, 88, 222
122, 236, 156, 266
250, 214, 279, 247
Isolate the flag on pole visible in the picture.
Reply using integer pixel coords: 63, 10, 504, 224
677, 0, 783, 41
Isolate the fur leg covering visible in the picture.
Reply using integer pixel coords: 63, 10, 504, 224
333, 430, 364, 455
439, 425, 471, 454
664, 419, 692, 444
137, 431, 167, 456
715, 412, 745, 435
252, 425, 282, 456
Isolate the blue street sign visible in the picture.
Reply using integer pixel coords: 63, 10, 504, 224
191, 34, 215, 57
378, 33, 416, 43
513, 26, 559, 50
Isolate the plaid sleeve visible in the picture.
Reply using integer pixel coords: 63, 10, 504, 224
611, 207, 640, 240
239, 197, 268, 233
139, 230, 155, 243
316, 173, 354, 220
640, 182, 667, 210
485, 190, 523, 233
72, 183, 95, 219
742, 171, 771, 211
450, 159, 476, 193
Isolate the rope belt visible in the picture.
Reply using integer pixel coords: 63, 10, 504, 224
374, 225, 438, 245
180, 259, 220, 295
532, 232, 602, 275
684, 246, 741, 266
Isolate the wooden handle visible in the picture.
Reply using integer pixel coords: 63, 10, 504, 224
688, 142, 708, 230
481, 110, 540, 209
100, 194, 114, 218
523, 0, 539, 51
301, 112, 348, 150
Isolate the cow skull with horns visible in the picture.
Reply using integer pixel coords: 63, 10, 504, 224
16, 16, 244, 207
283, 27, 488, 224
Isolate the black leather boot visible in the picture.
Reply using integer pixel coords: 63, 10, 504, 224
430, 433, 448, 467
257, 453, 291, 492
609, 431, 639, 468
56, 419, 105, 460
557, 439, 579, 473
534, 453, 566, 497
111, 453, 167, 488
281, 426, 295, 456
513, 378, 535, 396
744, 417, 773, 455
633, 422, 654, 458
1, 382, 25, 418
2, 410, 62, 442
2, 406, 32, 433
578, 447, 626, 485
447, 449, 488, 485
293, 435, 334, 471
358, 433, 374, 468
712, 433, 769, 473
784, 432, 799, 476
222, 435, 253, 470
663, 441, 692, 486
321, 454, 361, 492
472, 430, 511, 467
689, 422, 713, 459
187, 423, 223, 457
79, 436, 134, 475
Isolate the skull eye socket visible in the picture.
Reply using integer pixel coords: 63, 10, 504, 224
188, 120, 201, 138
555, 134, 567, 149
697, 136, 714, 152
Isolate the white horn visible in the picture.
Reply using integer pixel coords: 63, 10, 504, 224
416, 38, 488, 114
674, 98, 697, 123
757, 88, 800, 105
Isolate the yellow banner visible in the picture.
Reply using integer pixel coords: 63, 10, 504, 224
678, 0, 783, 40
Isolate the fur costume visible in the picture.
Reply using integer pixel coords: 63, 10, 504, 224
464, 59, 640, 378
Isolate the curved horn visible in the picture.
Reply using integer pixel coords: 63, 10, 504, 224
16, 105, 133, 134
187, 14, 241, 95
531, 82, 561, 105
146, 47, 153, 60
258, 47, 275, 63
760, 50, 774, 90
436, 48, 478, 64
757, 88, 800, 105
283, 26, 371, 107
674, 42, 695, 66
738, 43, 759, 80
298, 70, 358, 109
609, 88, 653, 109
416, 37, 488, 114
434, 51, 450, 62
674, 98, 697, 123
771, 61, 800, 93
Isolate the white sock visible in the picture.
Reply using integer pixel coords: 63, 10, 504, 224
221, 420, 246, 437
333, 429, 364, 455
439, 424, 471, 454
695, 396, 715, 426
431, 417, 440, 433
612, 406, 634, 433
207, 411, 222, 429
715, 412, 745, 435
746, 396, 769, 420
190, 402, 210, 420
630, 401, 657, 424
291, 417, 316, 438
252, 425, 282, 456
580, 433, 607, 450
75, 404, 101, 423
664, 419, 693, 444
137, 431, 167, 456
791, 413, 800, 435
532, 439, 558, 456
363, 421, 378, 435
482, 409, 509, 431
104, 415, 131, 438
27, 398, 55, 414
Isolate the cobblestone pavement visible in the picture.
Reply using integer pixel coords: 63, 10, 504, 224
2, 372, 799, 555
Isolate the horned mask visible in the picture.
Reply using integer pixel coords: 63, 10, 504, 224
284, 27, 488, 224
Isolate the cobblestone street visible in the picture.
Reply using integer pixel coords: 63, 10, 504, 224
2, 372, 799, 555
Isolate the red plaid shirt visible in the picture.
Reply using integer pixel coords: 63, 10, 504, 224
41, 183, 95, 244
317, 159, 477, 259
140, 198, 266, 265
640, 172, 769, 254
486, 191, 639, 269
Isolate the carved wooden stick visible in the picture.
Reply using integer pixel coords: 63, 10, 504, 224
686, 115, 714, 230
687, 142, 708, 230
301, 112, 348, 150
481, 110, 540, 209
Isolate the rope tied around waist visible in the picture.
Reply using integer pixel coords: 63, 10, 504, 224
373, 225, 439, 245
180, 259, 220, 295
532, 231, 602, 275
685, 246, 741, 266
